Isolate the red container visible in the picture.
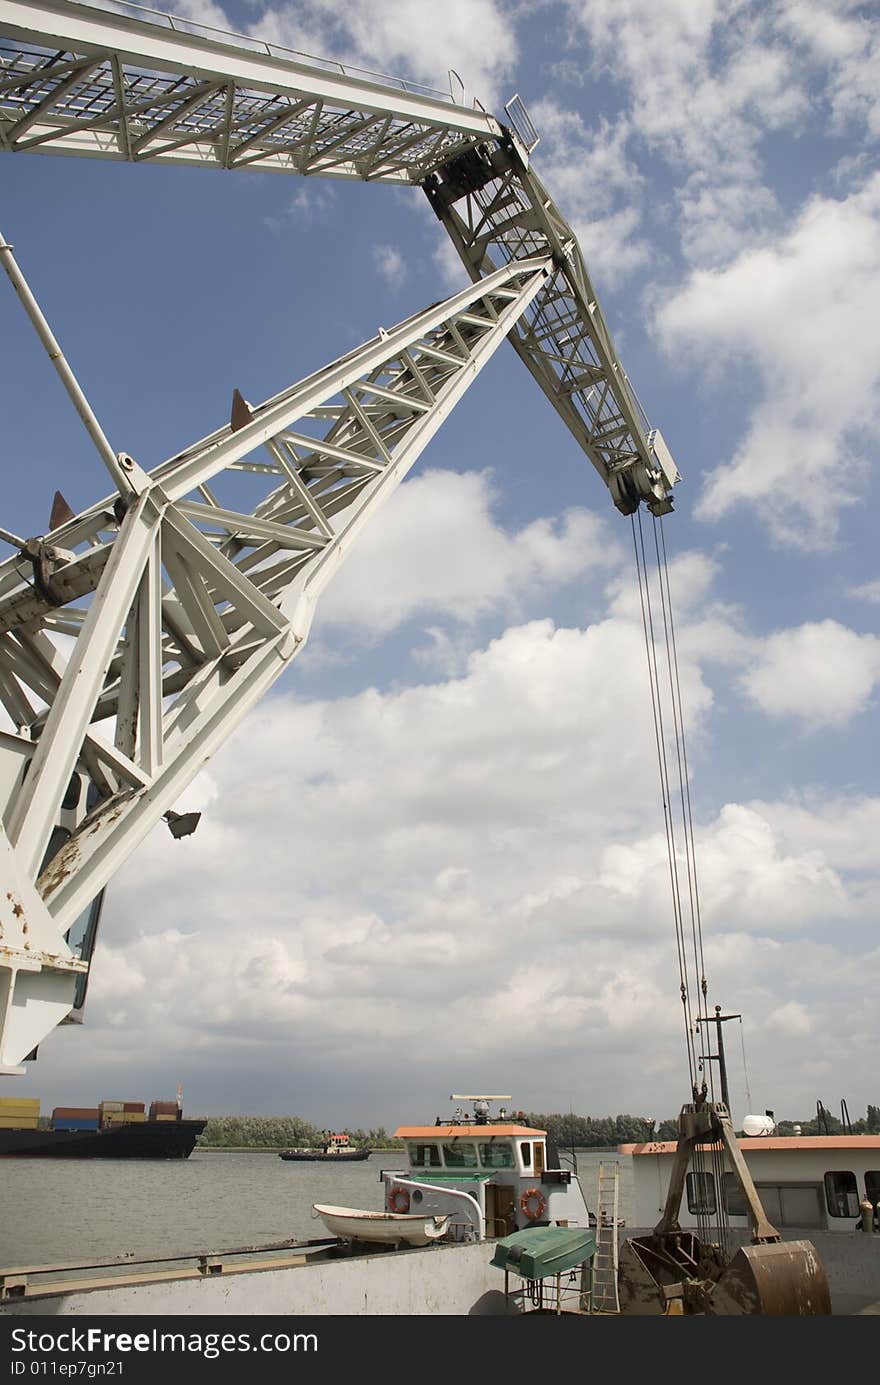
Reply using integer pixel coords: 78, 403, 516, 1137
149, 1100, 179, 1115
52, 1107, 99, 1119
123, 1102, 145, 1113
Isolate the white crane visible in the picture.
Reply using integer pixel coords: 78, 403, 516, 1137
0, 0, 681, 1071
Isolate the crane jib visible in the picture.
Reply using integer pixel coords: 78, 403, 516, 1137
0, 0, 679, 1073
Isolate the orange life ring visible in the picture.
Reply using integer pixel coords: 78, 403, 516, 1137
389, 1186, 410, 1214
520, 1187, 546, 1221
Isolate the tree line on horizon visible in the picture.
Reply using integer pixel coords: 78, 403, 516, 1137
196, 1115, 395, 1148
195, 1103, 880, 1148
523, 1103, 880, 1147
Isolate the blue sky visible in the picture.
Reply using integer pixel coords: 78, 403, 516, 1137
2, 0, 879, 1133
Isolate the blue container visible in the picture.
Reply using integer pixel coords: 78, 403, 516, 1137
52, 1118, 100, 1131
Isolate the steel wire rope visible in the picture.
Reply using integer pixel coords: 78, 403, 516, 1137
653, 515, 712, 1098
649, 516, 733, 1249
715, 1140, 731, 1260
738, 1016, 753, 1113
630, 512, 697, 1089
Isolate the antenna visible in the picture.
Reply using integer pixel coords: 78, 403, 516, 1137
449, 1094, 512, 1101
695, 1006, 741, 1119
449, 1094, 513, 1125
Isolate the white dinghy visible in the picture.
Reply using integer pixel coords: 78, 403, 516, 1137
313, 1203, 451, 1247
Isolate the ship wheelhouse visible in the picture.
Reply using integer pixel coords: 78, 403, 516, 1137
384, 1119, 590, 1242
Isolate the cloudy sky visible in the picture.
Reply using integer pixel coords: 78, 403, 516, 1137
2, 0, 879, 1134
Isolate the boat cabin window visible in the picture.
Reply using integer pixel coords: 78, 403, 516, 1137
686, 1171, 716, 1215
520, 1142, 532, 1167
478, 1142, 514, 1168
409, 1143, 442, 1168
824, 1171, 859, 1218
442, 1141, 478, 1168
865, 1171, 880, 1210
722, 1172, 748, 1217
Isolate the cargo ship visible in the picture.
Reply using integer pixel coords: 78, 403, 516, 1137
0, 1095, 206, 1158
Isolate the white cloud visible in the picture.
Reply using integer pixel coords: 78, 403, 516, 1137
74, 683, 879, 1125
770, 999, 812, 1037
779, 0, 880, 139
240, 0, 517, 111
656, 174, 880, 546
316, 468, 624, 638
746, 792, 880, 875
849, 580, 880, 605
528, 102, 651, 286
263, 185, 336, 233
371, 243, 408, 290
431, 238, 471, 293
739, 620, 880, 727
560, 0, 812, 267
18, 501, 880, 1125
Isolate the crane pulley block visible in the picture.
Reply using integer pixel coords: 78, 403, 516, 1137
424, 143, 502, 211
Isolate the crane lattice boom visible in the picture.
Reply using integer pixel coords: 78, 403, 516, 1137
0, 0, 681, 1069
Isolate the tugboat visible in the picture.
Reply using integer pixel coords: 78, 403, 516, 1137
279, 1131, 371, 1162
376, 1094, 592, 1240
312, 1094, 594, 1243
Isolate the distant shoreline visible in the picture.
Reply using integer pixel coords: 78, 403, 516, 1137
195, 1145, 399, 1153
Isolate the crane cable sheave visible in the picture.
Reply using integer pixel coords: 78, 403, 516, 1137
0, 0, 680, 1067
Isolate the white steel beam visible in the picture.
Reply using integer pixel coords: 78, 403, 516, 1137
0, 0, 500, 180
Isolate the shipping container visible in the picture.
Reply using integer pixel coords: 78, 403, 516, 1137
122, 1112, 147, 1123
123, 1102, 146, 1113
0, 1116, 39, 1129
153, 1114, 179, 1122
99, 1100, 124, 1111
0, 1098, 41, 1112
52, 1107, 100, 1120
149, 1100, 179, 1115
52, 1117, 100, 1131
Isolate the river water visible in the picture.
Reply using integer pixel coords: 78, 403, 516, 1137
0, 1149, 634, 1268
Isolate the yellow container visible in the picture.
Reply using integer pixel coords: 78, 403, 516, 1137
153, 1114, 178, 1122
0, 1098, 40, 1111
122, 1112, 146, 1123
0, 1116, 39, 1129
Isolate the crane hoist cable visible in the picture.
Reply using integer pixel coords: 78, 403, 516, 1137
739, 1014, 754, 1113
632, 511, 737, 1255
630, 509, 711, 1102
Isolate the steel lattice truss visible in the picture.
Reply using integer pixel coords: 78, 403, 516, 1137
425, 155, 680, 514
0, 0, 679, 510
0, 0, 499, 179
0, 0, 682, 1068
0, 255, 550, 1065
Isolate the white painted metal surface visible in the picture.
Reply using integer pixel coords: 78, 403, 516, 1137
0, 1238, 512, 1316
626, 1136, 880, 1234
0, 0, 498, 177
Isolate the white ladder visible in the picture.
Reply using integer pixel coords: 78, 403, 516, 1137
590, 1160, 621, 1313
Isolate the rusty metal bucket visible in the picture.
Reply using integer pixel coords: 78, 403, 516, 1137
709, 1240, 831, 1315
618, 1234, 831, 1315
